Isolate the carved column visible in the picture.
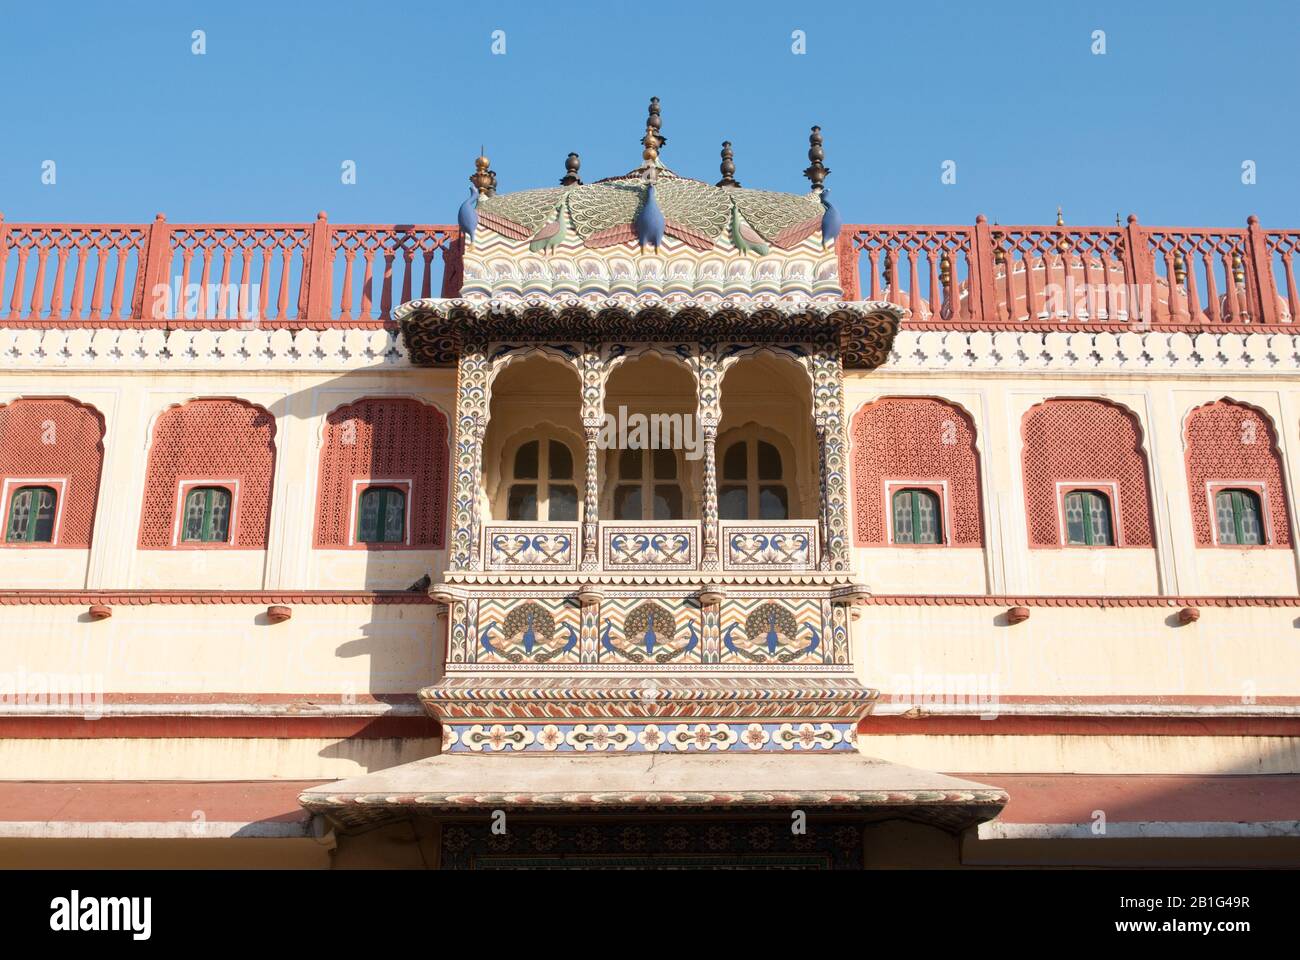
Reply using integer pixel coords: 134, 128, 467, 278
582, 418, 601, 568
695, 343, 722, 569
810, 338, 851, 571
579, 343, 604, 569
449, 341, 489, 572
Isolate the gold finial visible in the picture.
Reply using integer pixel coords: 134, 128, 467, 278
1173, 249, 1186, 284
1232, 249, 1245, 285
470, 145, 497, 197
1055, 206, 1071, 252
939, 252, 952, 286
640, 97, 665, 167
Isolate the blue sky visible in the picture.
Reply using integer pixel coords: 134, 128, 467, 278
2, 0, 1297, 229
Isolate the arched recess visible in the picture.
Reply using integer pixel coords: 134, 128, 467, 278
138, 398, 276, 548
481, 353, 584, 520
717, 351, 816, 521
1021, 398, 1154, 547
1183, 398, 1292, 547
602, 350, 698, 520
0, 397, 106, 548
850, 396, 983, 546
315, 396, 450, 548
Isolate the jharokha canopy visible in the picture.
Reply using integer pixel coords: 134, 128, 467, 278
395, 98, 901, 368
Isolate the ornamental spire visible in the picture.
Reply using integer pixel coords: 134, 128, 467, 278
803, 125, 829, 192
716, 141, 740, 188
640, 96, 666, 172
560, 152, 582, 186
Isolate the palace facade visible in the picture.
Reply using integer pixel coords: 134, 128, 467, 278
2, 102, 1298, 868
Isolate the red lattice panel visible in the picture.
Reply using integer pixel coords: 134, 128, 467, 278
1021, 399, 1154, 547
0, 398, 105, 547
314, 398, 449, 549
851, 397, 983, 546
138, 399, 276, 548
1184, 400, 1292, 547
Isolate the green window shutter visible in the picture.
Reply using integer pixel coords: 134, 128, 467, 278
6, 486, 56, 543
892, 489, 913, 544
1217, 489, 1263, 545
358, 487, 406, 543
1065, 490, 1112, 546
182, 487, 232, 543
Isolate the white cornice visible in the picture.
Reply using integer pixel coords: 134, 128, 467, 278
882, 328, 1300, 376
0, 326, 413, 372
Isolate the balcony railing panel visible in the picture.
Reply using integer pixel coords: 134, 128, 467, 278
483, 522, 580, 572
601, 521, 700, 571
721, 520, 818, 572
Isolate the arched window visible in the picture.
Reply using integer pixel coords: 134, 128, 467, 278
719, 439, 788, 520
891, 488, 942, 544
1215, 488, 1264, 545
181, 486, 232, 543
357, 485, 406, 543
613, 448, 683, 520
5, 485, 57, 543
507, 439, 578, 521
1063, 489, 1113, 546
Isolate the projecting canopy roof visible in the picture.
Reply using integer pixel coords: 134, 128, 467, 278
298, 752, 1008, 833
394, 296, 904, 367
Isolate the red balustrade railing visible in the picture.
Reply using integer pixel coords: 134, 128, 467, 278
2, 211, 1297, 329
842, 214, 1296, 328
0, 212, 458, 327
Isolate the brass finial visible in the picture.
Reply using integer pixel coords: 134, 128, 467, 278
1055, 206, 1071, 252
560, 152, 582, 186
470, 146, 497, 197
717, 141, 740, 188
1173, 249, 1186, 284
1232, 249, 1245, 285
640, 97, 666, 166
803, 125, 829, 192
939, 252, 953, 286
992, 224, 1006, 265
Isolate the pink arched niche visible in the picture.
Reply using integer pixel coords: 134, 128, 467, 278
1183, 399, 1292, 548
0, 396, 106, 548
850, 396, 984, 547
314, 397, 450, 549
1020, 398, 1154, 548
138, 398, 277, 549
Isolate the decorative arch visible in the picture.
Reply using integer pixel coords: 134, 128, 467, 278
1183, 399, 1291, 547
315, 396, 450, 549
0, 397, 106, 548
139, 398, 276, 548
850, 396, 983, 546
1021, 398, 1154, 547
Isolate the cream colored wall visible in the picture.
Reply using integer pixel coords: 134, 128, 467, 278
855, 603, 1300, 699
845, 371, 1300, 597
0, 368, 456, 592
0, 601, 440, 694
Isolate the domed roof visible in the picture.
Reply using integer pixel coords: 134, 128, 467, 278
478, 167, 825, 251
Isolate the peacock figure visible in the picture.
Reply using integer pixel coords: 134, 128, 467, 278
457, 186, 479, 245
635, 178, 665, 253
730, 200, 769, 257
529, 199, 569, 255
819, 188, 842, 248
